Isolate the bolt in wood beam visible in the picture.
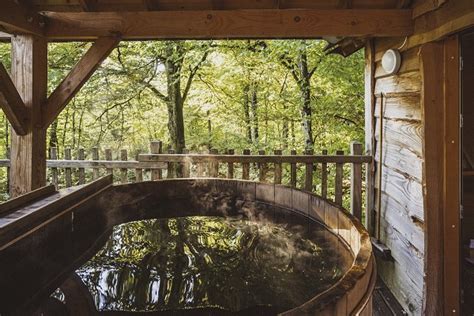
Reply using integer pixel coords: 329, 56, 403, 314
10, 35, 47, 197
0, 0, 45, 36
43, 36, 120, 128
0, 62, 29, 135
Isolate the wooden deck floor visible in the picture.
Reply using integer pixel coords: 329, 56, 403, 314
373, 278, 407, 316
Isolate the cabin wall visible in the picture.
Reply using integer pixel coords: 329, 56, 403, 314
370, 41, 424, 315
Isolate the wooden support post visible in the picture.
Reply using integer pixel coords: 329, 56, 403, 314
50, 147, 58, 189
91, 147, 99, 180
321, 149, 328, 199
258, 150, 266, 182
227, 149, 234, 179
150, 141, 162, 180
135, 151, 143, 182
78, 148, 85, 185
167, 149, 175, 179
335, 150, 344, 206
350, 142, 363, 220
209, 148, 219, 178
304, 149, 313, 192
10, 35, 47, 197
290, 149, 297, 188
274, 149, 282, 184
6, 147, 10, 192
105, 148, 113, 175
65, 148, 72, 187
242, 149, 250, 180
182, 148, 190, 178
120, 149, 127, 184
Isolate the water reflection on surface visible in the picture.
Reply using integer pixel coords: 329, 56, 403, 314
68, 216, 350, 314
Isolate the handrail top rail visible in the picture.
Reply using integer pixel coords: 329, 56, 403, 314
138, 153, 372, 164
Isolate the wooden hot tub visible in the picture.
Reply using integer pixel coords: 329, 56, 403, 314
0, 176, 375, 315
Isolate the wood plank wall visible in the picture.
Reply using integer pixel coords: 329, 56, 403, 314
371, 39, 425, 315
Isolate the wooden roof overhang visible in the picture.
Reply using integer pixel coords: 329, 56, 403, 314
0, 0, 414, 41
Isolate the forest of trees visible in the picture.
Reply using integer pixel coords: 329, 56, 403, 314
0, 39, 364, 191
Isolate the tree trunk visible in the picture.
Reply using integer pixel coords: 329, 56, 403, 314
298, 47, 314, 151
250, 83, 259, 145
164, 42, 186, 154
242, 83, 252, 143
49, 120, 58, 157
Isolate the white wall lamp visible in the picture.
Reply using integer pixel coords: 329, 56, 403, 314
381, 49, 402, 75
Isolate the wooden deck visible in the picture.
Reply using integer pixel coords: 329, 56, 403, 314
373, 278, 406, 316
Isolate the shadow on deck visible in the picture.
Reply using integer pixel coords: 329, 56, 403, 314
373, 278, 407, 316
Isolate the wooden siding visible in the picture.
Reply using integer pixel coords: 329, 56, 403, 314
372, 40, 424, 315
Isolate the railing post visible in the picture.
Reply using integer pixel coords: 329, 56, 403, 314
167, 149, 175, 179
351, 142, 363, 221
274, 149, 282, 184
182, 148, 190, 178
6, 147, 10, 194
290, 149, 297, 188
65, 148, 72, 187
258, 150, 266, 182
120, 149, 128, 184
150, 141, 162, 180
92, 147, 99, 180
78, 148, 85, 185
135, 151, 143, 182
242, 149, 250, 180
105, 148, 113, 175
304, 149, 314, 192
209, 148, 219, 178
197, 150, 205, 177
227, 149, 234, 179
321, 149, 328, 199
50, 147, 58, 189
335, 150, 344, 206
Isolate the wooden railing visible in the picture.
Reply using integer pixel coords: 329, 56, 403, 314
0, 140, 371, 220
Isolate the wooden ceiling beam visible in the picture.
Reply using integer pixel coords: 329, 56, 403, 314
43, 9, 414, 40
0, 0, 45, 36
0, 62, 29, 135
43, 36, 120, 128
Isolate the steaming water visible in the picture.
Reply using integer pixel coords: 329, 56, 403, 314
69, 215, 352, 314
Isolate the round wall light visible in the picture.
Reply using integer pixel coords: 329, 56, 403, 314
381, 49, 402, 75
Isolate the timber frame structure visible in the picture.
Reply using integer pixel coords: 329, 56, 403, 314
0, 0, 473, 315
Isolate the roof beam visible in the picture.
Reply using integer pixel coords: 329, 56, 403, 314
0, 62, 29, 135
43, 36, 120, 128
43, 9, 413, 40
0, 0, 45, 36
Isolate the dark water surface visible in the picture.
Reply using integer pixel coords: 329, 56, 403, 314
36, 215, 353, 315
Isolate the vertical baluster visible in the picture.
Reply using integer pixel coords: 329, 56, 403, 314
227, 149, 234, 179
78, 148, 85, 185
274, 149, 282, 184
242, 149, 250, 180
50, 147, 58, 189
321, 149, 328, 199
335, 150, 344, 206
150, 141, 162, 180
92, 147, 99, 180
182, 148, 190, 178
120, 149, 128, 184
135, 151, 143, 182
351, 142, 363, 220
105, 148, 113, 176
290, 149, 297, 187
304, 149, 314, 192
167, 149, 175, 179
197, 150, 205, 177
65, 148, 72, 187
6, 147, 10, 193
258, 150, 266, 182
209, 148, 219, 177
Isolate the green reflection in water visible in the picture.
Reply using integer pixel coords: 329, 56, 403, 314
77, 216, 349, 313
